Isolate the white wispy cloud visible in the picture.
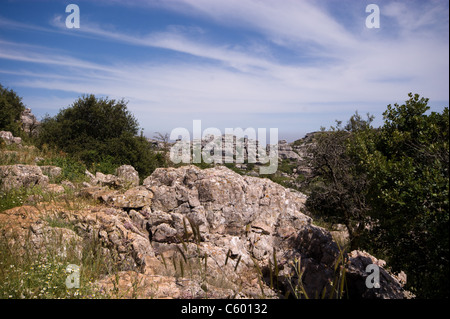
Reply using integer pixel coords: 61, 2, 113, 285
0, 0, 448, 139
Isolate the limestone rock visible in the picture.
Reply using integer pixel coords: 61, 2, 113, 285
61, 180, 76, 190
20, 108, 39, 135
0, 164, 411, 299
0, 131, 22, 145
84, 165, 139, 188
39, 165, 62, 179
0, 164, 49, 191
45, 183, 65, 194
345, 250, 413, 299
278, 140, 301, 161
95, 172, 120, 188
143, 165, 310, 237
85, 169, 96, 183
94, 271, 239, 299
107, 186, 153, 209
70, 206, 155, 270
116, 165, 139, 187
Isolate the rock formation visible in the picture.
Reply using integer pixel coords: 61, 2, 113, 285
2, 163, 410, 298
20, 108, 40, 136
0, 164, 49, 191
0, 131, 411, 298
1, 131, 22, 146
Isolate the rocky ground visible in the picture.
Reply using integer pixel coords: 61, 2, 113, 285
1, 131, 412, 299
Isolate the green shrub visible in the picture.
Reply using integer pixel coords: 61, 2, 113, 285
37, 95, 164, 178
0, 227, 115, 299
38, 155, 87, 183
304, 94, 449, 298
0, 84, 26, 136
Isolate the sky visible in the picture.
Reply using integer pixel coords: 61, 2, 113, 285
0, 0, 448, 142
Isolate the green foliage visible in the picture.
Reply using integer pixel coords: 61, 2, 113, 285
89, 155, 118, 175
0, 187, 31, 212
38, 155, 88, 183
354, 93, 449, 298
265, 173, 291, 187
37, 95, 163, 179
306, 94, 449, 298
305, 113, 374, 250
0, 84, 26, 136
0, 226, 117, 299
278, 159, 295, 174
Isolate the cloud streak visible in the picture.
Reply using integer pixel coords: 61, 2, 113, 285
0, 0, 448, 139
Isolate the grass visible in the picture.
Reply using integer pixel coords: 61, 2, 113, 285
0, 142, 43, 166
37, 156, 88, 184
0, 186, 54, 212
0, 183, 96, 213
253, 247, 349, 299
1, 140, 88, 184
42, 213, 76, 232
0, 227, 95, 299
0, 214, 125, 299
0, 184, 129, 299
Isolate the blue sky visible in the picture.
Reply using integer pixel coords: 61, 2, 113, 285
1, 0, 448, 141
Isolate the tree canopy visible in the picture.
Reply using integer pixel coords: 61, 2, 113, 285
358, 94, 449, 298
0, 84, 26, 136
305, 94, 449, 298
38, 95, 163, 178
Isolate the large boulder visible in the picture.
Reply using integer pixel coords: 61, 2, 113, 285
143, 165, 310, 237
84, 165, 139, 188
95, 172, 120, 188
39, 165, 62, 179
20, 108, 40, 136
0, 165, 49, 191
0, 131, 22, 146
0, 164, 411, 299
116, 165, 139, 187
138, 165, 410, 298
107, 186, 153, 209
345, 250, 413, 299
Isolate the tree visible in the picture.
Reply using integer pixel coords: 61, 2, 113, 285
0, 84, 26, 136
38, 95, 162, 178
153, 132, 171, 167
305, 112, 374, 250
356, 94, 449, 298
305, 94, 448, 297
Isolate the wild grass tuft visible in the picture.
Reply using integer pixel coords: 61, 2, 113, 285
0, 218, 123, 299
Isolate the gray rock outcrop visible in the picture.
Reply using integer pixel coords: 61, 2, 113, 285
39, 165, 63, 179
278, 140, 301, 161
0, 162, 411, 299
85, 165, 140, 188
0, 131, 22, 146
0, 164, 49, 191
116, 165, 139, 187
20, 108, 40, 136
78, 165, 409, 298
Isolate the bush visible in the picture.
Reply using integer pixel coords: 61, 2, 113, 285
305, 113, 374, 250
354, 94, 449, 298
0, 84, 26, 136
37, 95, 163, 179
37, 155, 88, 183
305, 94, 449, 298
